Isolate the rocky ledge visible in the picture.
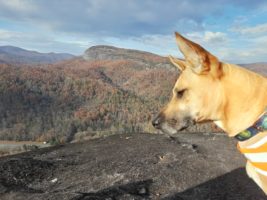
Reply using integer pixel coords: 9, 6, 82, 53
0, 133, 266, 200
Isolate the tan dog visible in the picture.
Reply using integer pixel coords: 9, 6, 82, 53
152, 32, 267, 194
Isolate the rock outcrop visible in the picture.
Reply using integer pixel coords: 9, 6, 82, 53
0, 133, 266, 200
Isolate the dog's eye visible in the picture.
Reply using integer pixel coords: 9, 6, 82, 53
176, 89, 186, 98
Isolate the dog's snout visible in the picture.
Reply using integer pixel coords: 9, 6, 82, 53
152, 114, 164, 129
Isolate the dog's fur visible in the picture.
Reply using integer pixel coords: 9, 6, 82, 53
152, 32, 267, 194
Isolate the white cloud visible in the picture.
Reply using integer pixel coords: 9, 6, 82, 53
132, 34, 174, 49
0, 29, 17, 39
203, 31, 227, 43
209, 34, 267, 63
219, 47, 267, 64
231, 23, 267, 35
113, 31, 229, 59
157, 30, 267, 63
185, 31, 228, 48
0, 29, 87, 55
0, 0, 37, 13
224, 22, 267, 62
0, 0, 266, 37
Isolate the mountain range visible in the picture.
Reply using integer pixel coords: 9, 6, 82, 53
0, 46, 75, 65
240, 62, 267, 76
0, 45, 266, 142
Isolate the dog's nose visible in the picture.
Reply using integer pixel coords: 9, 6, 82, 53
152, 118, 160, 127
152, 114, 163, 129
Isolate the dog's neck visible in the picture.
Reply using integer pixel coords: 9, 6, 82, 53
215, 63, 267, 137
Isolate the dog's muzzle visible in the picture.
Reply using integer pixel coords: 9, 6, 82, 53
152, 114, 195, 134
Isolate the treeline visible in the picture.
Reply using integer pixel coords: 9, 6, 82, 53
0, 58, 219, 142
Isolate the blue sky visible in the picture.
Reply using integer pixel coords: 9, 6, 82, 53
0, 0, 267, 63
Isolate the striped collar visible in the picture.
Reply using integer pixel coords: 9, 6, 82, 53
235, 108, 267, 141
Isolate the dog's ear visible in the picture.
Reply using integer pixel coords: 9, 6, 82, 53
174, 32, 222, 77
168, 55, 186, 71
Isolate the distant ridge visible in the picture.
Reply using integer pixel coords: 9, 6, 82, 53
83, 45, 267, 75
240, 62, 267, 76
0, 46, 75, 65
83, 45, 160, 61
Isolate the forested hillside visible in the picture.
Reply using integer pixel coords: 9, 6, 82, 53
0, 46, 265, 142
0, 52, 178, 142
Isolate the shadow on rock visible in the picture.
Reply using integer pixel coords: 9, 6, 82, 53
162, 168, 266, 200
73, 179, 153, 200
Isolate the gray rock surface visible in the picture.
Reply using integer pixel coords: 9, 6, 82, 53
0, 133, 266, 200
83, 45, 173, 69
83, 45, 156, 61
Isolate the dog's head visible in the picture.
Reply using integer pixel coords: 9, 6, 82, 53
152, 32, 224, 134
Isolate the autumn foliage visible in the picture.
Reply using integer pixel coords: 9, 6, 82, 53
0, 53, 221, 142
